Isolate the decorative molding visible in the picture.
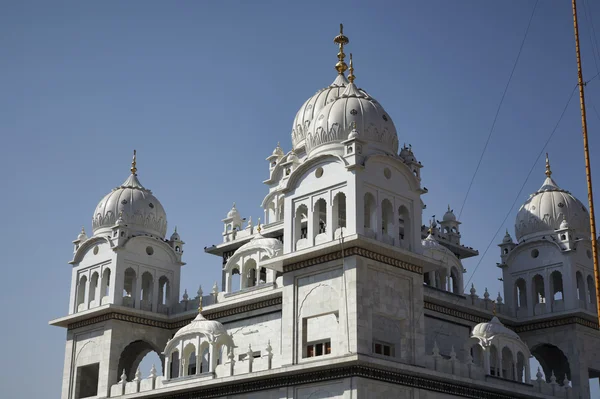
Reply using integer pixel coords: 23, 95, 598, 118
67, 297, 283, 331
284, 246, 422, 274
156, 364, 535, 399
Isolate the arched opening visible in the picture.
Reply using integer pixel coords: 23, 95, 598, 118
89, 272, 99, 308
158, 276, 170, 307
332, 192, 347, 239
123, 268, 137, 308
471, 344, 484, 368
587, 275, 596, 307
550, 270, 564, 311
313, 198, 327, 244
169, 350, 180, 379
489, 345, 499, 376
101, 268, 111, 302
449, 267, 460, 294
199, 345, 210, 373
259, 267, 267, 284
268, 202, 276, 224
140, 272, 153, 311
576, 271, 586, 307
515, 278, 527, 317
502, 346, 514, 380
182, 343, 197, 376
117, 340, 164, 382
76, 275, 87, 312
230, 268, 241, 293
398, 205, 411, 250
138, 350, 162, 380
277, 198, 284, 222
244, 259, 257, 288
294, 204, 308, 250
363, 192, 376, 237
532, 274, 546, 315
531, 343, 571, 385
516, 351, 526, 383
381, 199, 394, 237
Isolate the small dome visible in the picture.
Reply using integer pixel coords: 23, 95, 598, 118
272, 143, 284, 157
292, 74, 355, 151
472, 316, 520, 341
399, 144, 416, 163
515, 176, 589, 241
443, 206, 456, 222
93, 173, 167, 238
502, 230, 513, 244
227, 203, 240, 219
173, 312, 228, 341
77, 227, 88, 242
170, 227, 181, 242
305, 82, 399, 157
559, 219, 569, 230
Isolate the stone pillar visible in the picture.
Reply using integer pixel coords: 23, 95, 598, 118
308, 204, 315, 246
152, 275, 159, 312
165, 355, 171, 379
327, 201, 334, 242
83, 273, 90, 311
135, 273, 142, 310
225, 272, 231, 293
525, 360, 531, 383
209, 343, 218, 374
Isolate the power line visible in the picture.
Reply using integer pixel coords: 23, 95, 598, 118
457, 0, 539, 220
582, 0, 600, 74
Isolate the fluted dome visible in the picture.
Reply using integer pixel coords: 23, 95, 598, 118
515, 175, 589, 242
305, 82, 399, 157
422, 233, 456, 258
92, 173, 167, 238
173, 311, 228, 341
292, 74, 353, 151
472, 316, 520, 341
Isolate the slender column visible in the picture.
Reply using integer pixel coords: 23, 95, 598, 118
135, 273, 142, 309
165, 355, 171, 379
152, 275, 159, 312
525, 360, 531, 383
327, 201, 334, 242
225, 272, 231, 293
83, 273, 90, 311
307, 204, 315, 246
209, 343, 217, 373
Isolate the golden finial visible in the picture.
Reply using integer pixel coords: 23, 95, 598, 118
545, 152, 552, 177
130, 150, 137, 175
198, 296, 203, 312
348, 53, 355, 83
333, 23, 350, 75
257, 217, 262, 234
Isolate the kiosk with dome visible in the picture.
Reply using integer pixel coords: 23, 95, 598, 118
50, 26, 600, 399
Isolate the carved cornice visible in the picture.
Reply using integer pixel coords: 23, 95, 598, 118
156, 364, 535, 399
424, 301, 600, 332
284, 246, 422, 274
67, 297, 283, 331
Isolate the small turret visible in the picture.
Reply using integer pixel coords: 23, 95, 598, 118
169, 226, 185, 261
222, 203, 243, 242
498, 229, 516, 264
440, 205, 461, 245
111, 212, 128, 248
73, 226, 88, 253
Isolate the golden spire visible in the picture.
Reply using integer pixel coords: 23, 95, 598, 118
348, 53, 355, 83
257, 217, 262, 234
545, 153, 552, 177
130, 150, 137, 175
333, 23, 350, 75
198, 296, 203, 312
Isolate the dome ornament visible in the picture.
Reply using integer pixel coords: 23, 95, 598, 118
130, 149, 138, 175
348, 53, 356, 83
545, 152, 552, 178
333, 23, 350, 75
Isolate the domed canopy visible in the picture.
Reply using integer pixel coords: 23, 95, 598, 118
442, 206, 456, 223
515, 156, 589, 241
173, 311, 228, 341
472, 316, 520, 341
305, 81, 399, 157
422, 233, 456, 259
92, 154, 167, 238
502, 230, 513, 244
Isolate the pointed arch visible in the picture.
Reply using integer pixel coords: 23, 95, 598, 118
295, 204, 309, 250
76, 275, 87, 312
101, 268, 111, 303
332, 192, 347, 239
117, 340, 164, 382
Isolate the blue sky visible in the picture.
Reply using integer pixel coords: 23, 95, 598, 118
1, 1, 599, 397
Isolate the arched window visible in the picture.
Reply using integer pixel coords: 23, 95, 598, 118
398, 205, 411, 250
381, 199, 393, 236
123, 268, 137, 307
294, 204, 308, 250
244, 259, 257, 288
230, 268, 241, 293
516, 352, 526, 383
550, 270, 564, 303
313, 198, 327, 240
515, 278, 527, 310
140, 272, 153, 310
158, 276, 170, 306
502, 347, 514, 380
449, 267, 460, 294
587, 275, 596, 306
532, 274, 545, 315
101, 268, 111, 300
89, 272, 99, 307
576, 271, 585, 306
183, 343, 196, 376
332, 192, 347, 239
364, 193, 376, 233
200, 346, 210, 373
170, 350, 180, 379
76, 275, 87, 312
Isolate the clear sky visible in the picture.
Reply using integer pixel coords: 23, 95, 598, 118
1, 1, 600, 397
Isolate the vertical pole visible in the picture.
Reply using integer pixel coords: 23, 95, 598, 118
572, 0, 600, 325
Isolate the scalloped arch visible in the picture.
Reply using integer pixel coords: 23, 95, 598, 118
282, 154, 348, 193
71, 235, 112, 264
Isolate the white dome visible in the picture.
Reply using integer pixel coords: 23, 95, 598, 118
291, 74, 353, 151
227, 203, 240, 219
92, 174, 167, 238
173, 312, 228, 341
502, 230, 513, 244
515, 176, 589, 241
305, 82, 399, 157
443, 206, 456, 222
422, 233, 455, 258
472, 316, 520, 341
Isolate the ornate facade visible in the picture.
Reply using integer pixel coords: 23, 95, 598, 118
50, 26, 600, 399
